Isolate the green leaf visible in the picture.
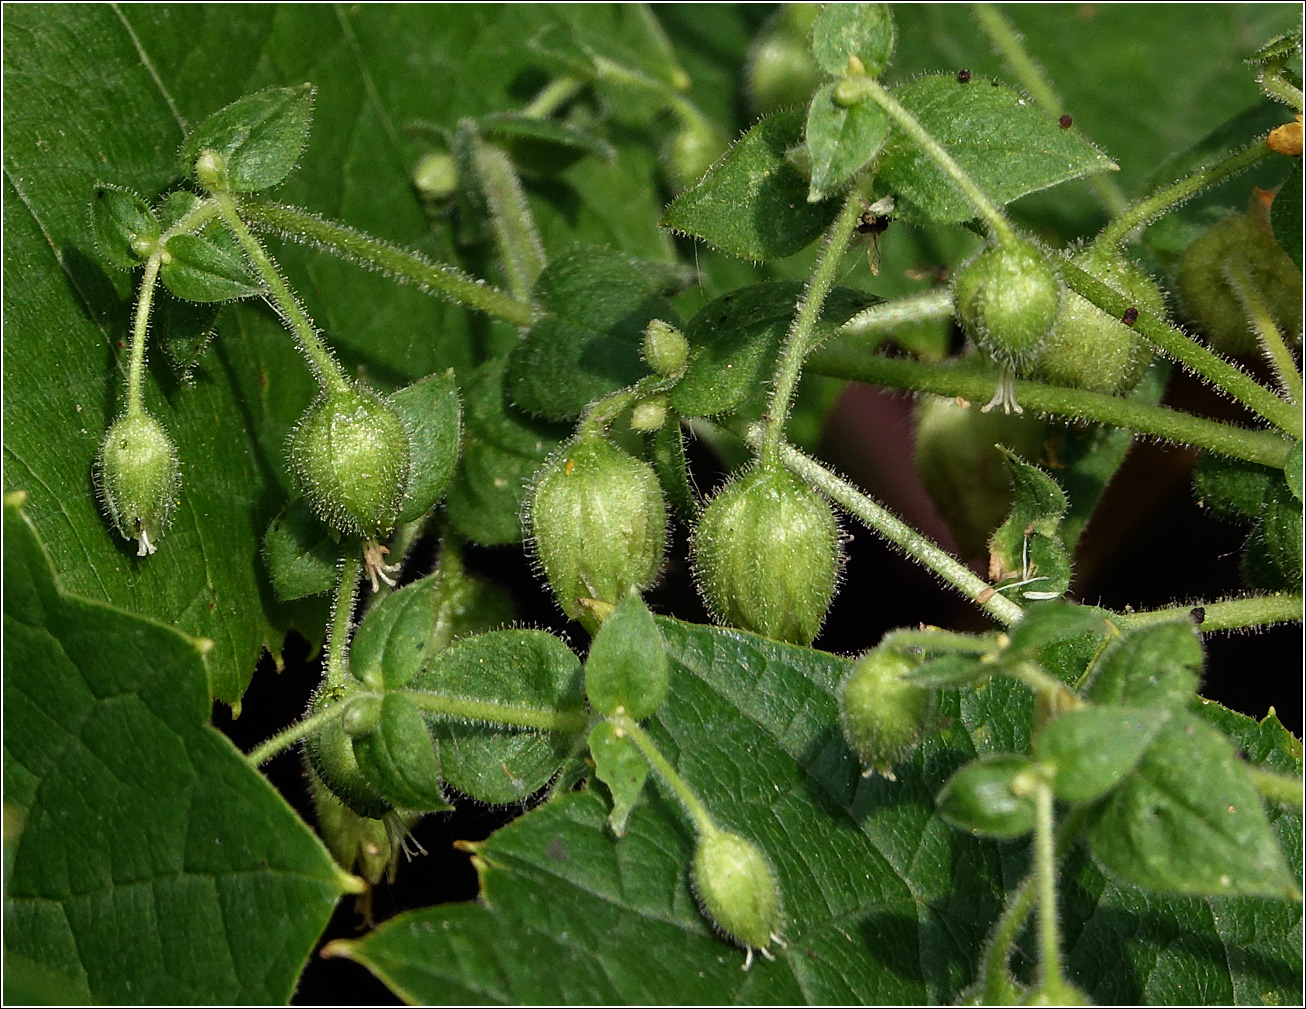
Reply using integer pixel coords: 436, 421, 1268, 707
1272, 159, 1303, 270
153, 290, 219, 381
479, 112, 617, 170
1035, 706, 1170, 804
672, 283, 878, 418
2, 495, 348, 1003
811, 2, 895, 77
507, 249, 687, 420
160, 232, 261, 302
178, 84, 315, 193
588, 721, 650, 836
1193, 451, 1275, 523
874, 75, 1117, 225
1084, 619, 1202, 711
262, 497, 341, 601
391, 370, 462, 524
805, 82, 891, 200
89, 184, 159, 270
661, 109, 840, 260
350, 575, 443, 691
352, 693, 453, 813
987, 449, 1071, 600
936, 754, 1038, 838
1286, 442, 1303, 502
1246, 29, 1302, 65
1087, 712, 1300, 899
585, 592, 669, 719
408, 628, 585, 805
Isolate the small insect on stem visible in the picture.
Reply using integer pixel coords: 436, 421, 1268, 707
1121, 306, 1139, 326
957, 68, 972, 83
856, 196, 895, 276
1058, 114, 1073, 129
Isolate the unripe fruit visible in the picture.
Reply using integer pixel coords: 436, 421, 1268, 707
643, 319, 689, 377
954, 240, 1062, 368
664, 118, 729, 192
745, 4, 822, 117
1177, 211, 1302, 356
691, 830, 781, 952
288, 385, 411, 540
526, 434, 667, 621
936, 754, 1039, 838
95, 410, 180, 557
692, 464, 841, 645
413, 150, 458, 201
1032, 248, 1166, 394
303, 690, 392, 820
840, 649, 932, 777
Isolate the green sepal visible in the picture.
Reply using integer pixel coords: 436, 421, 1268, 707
650, 415, 699, 522
661, 109, 839, 261
1192, 452, 1274, 523
1285, 442, 1303, 502
179, 84, 315, 193
987, 449, 1071, 601
587, 721, 649, 836
936, 754, 1038, 839
1034, 706, 1169, 804
811, 2, 895, 77
153, 291, 218, 381
262, 497, 341, 601
408, 629, 585, 805
1245, 29, 1302, 65
1083, 619, 1201, 711
90, 183, 159, 269
303, 686, 392, 820
805, 82, 890, 201
1271, 159, 1302, 270
160, 233, 261, 302
391, 369, 462, 524
691, 830, 783, 952
1086, 712, 1300, 899
584, 592, 669, 719
306, 762, 396, 885
1242, 478, 1304, 591
840, 648, 931, 777
350, 575, 444, 691
352, 693, 453, 813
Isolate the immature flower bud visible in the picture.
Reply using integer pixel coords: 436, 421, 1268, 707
692, 464, 841, 645
526, 433, 668, 621
937, 754, 1040, 838
95, 410, 180, 557
692, 830, 782, 954
954, 239, 1062, 368
840, 649, 932, 778
643, 319, 689, 377
288, 385, 411, 540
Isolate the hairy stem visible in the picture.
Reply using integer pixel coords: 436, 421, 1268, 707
522, 76, 583, 118
1032, 781, 1066, 989
1224, 260, 1303, 405
238, 198, 539, 328
761, 192, 863, 466
971, 3, 1126, 215
124, 253, 163, 413
806, 349, 1294, 469
1259, 68, 1305, 112
246, 693, 359, 768
1250, 767, 1305, 808
611, 714, 716, 836
399, 690, 588, 735
1116, 593, 1303, 632
325, 553, 362, 689
467, 126, 547, 302
840, 288, 955, 338
722, 419, 1026, 626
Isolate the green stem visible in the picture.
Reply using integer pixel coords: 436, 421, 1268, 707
1031, 781, 1066, 989
1224, 260, 1303, 405
721, 419, 1026, 626
840, 288, 954, 339
1005, 659, 1077, 702
238, 198, 539, 328
400, 690, 589, 736
854, 75, 1016, 244
1250, 767, 1305, 808
760, 192, 863, 467
246, 694, 358, 767
325, 554, 363, 689
611, 714, 716, 836
879, 627, 1004, 655
467, 126, 547, 302
159, 196, 221, 242
591, 55, 712, 135
1096, 141, 1274, 249
1115, 593, 1303, 632
522, 76, 583, 118
580, 373, 679, 437
125, 253, 163, 413
1060, 262, 1302, 438
212, 190, 348, 394
971, 2, 1127, 216
1259, 68, 1305, 112
806, 349, 1294, 469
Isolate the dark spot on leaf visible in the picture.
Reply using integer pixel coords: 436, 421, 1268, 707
1059, 114, 1073, 129
546, 837, 568, 862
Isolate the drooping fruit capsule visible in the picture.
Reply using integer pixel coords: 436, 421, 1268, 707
691, 829, 782, 953
287, 384, 412, 540
526, 433, 667, 622
692, 463, 841, 645
95, 410, 180, 557
953, 239, 1063, 369
840, 648, 932, 778
302, 688, 392, 821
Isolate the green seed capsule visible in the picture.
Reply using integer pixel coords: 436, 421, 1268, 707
692, 830, 782, 952
840, 649, 932, 777
95, 410, 180, 557
526, 434, 667, 622
692, 464, 841, 645
288, 385, 411, 539
303, 689, 392, 820
954, 239, 1062, 368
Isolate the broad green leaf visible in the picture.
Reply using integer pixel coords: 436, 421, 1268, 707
1087, 712, 1300, 899
2, 496, 349, 1004
178, 84, 315, 193
1085, 619, 1203, 711
89, 184, 158, 270
805, 82, 891, 200
1035, 706, 1170, 804
331, 619, 1302, 1004
507, 249, 688, 420
407, 628, 586, 805
588, 721, 650, 836
874, 75, 1117, 225
672, 282, 878, 418
160, 233, 262, 302
584, 592, 669, 719
1272, 159, 1303, 270
391, 370, 462, 524
811, 2, 895, 77
987, 449, 1071, 600
262, 497, 340, 601
661, 109, 840, 260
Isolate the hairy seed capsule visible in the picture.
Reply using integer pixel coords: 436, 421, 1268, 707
526, 434, 667, 621
288, 385, 411, 539
95, 410, 180, 557
692, 830, 782, 952
303, 689, 392, 820
840, 649, 932, 777
953, 239, 1063, 368
692, 464, 841, 645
